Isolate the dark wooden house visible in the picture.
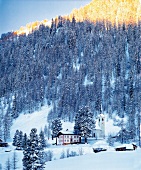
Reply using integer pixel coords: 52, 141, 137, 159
0, 139, 8, 147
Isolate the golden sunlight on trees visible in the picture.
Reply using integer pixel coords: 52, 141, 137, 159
14, 0, 141, 36
69, 0, 141, 25
14, 20, 49, 35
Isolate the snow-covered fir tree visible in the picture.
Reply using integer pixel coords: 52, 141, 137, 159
46, 150, 53, 161
39, 130, 46, 149
3, 110, 12, 142
22, 133, 28, 150
16, 130, 23, 149
13, 130, 20, 146
74, 106, 95, 143
22, 128, 45, 170
107, 134, 114, 146
13, 130, 23, 149
44, 125, 51, 140
51, 118, 62, 145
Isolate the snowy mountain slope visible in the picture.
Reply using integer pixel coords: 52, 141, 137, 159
10, 105, 120, 140
10, 105, 52, 139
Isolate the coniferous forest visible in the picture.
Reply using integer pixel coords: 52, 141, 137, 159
0, 16, 141, 142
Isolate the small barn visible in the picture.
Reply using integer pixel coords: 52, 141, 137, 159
115, 144, 137, 151
57, 131, 81, 145
0, 139, 8, 147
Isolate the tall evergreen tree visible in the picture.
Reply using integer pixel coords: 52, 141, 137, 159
3, 110, 12, 142
44, 125, 51, 140
16, 130, 23, 149
13, 130, 20, 146
22, 133, 28, 150
74, 106, 95, 143
39, 130, 46, 149
51, 118, 62, 145
22, 128, 45, 170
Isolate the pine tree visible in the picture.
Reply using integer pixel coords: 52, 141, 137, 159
22, 128, 45, 170
0, 109, 4, 140
5, 158, 11, 170
22, 133, 28, 150
22, 139, 33, 170
11, 152, 18, 170
3, 110, 12, 142
44, 125, 51, 140
16, 131, 23, 149
0, 164, 2, 170
74, 106, 95, 143
46, 150, 53, 161
13, 130, 20, 146
107, 134, 114, 146
51, 118, 62, 145
60, 150, 65, 159
39, 130, 46, 149
11, 94, 19, 119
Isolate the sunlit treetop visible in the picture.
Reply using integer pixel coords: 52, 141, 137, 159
68, 0, 141, 26
14, 0, 141, 36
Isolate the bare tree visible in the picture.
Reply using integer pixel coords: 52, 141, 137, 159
5, 158, 11, 170
11, 152, 18, 170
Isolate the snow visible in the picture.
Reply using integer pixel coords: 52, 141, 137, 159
81, 52, 84, 57
1, 105, 138, 169
0, 145, 23, 169
1, 140, 141, 170
57, 73, 62, 79
98, 113, 105, 118
11, 105, 52, 138
45, 148, 141, 170
83, 75, 93, 86
105, 119, 120, 136
95, 121, 101, 130
62, 121, 74, 132
73, 58, 80, 71
110, 71, 115, 88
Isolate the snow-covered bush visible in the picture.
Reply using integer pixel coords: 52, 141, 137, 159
46, 150, 53, 161
78, 147, 83, 156
60, 150, 66, 159
107, 134, 114, 146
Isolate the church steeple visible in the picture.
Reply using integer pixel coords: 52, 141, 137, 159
98, 114, 105, 138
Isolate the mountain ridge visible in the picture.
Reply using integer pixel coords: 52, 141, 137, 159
2, 0, 141, 38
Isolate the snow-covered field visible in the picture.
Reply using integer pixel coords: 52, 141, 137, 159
1, 144, 141, 170
45, 148, 141, 170
1, 106, 140, 169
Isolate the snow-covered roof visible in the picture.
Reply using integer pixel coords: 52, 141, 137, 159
58, 131, 80, 136
98, 114, 105, 118
60, 130, 73, 134
116, 144, 133, 150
